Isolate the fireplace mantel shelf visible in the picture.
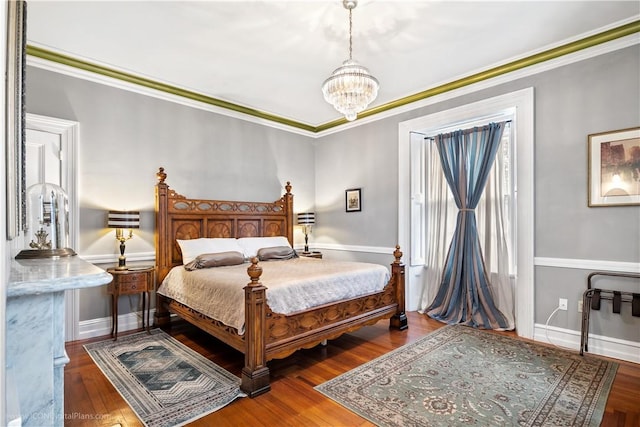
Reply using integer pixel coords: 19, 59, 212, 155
9, 255, 112, 297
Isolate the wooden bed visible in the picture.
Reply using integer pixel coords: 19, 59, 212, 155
153, 167, 408, 397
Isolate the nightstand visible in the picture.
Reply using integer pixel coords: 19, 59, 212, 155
300, 251, 323, 259
106, 266, 155, 340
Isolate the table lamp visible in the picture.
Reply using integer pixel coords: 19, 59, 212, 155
107, 210, 140, 270
297, 212, 315, 254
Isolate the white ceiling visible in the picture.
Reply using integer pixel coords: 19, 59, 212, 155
26, 1, 640, 128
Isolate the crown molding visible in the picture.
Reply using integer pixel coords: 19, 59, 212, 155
26, 45, 318, 136
317, 19, 640, 136
27, 20, 639, 136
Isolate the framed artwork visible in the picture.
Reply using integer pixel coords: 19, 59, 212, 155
588, 127, 640, 207
345, 188, 362, 212
5, 0, 27, 239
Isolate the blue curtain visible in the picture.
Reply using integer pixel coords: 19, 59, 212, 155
426, 122, 510, 329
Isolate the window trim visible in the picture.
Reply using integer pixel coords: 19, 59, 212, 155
398, 88, 534, 338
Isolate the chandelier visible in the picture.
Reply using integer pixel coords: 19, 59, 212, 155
322, 0, 379, 122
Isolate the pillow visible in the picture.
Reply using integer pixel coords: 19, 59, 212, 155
184, 251, 245, 271
237, 236, 291, 259
176, 238, 244, 265
257, 246, 298, 261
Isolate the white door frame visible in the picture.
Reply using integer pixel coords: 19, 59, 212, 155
397, 88, 535, 338
26, 113, 80, 341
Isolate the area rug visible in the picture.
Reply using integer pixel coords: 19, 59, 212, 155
84, 329, 244, 427
315, 325, 618, 426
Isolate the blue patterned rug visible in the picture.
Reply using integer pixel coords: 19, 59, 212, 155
85, 329, 244, 427
316, 325, 617, 426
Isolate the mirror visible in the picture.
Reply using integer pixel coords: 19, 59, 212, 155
5, 0, 27, 239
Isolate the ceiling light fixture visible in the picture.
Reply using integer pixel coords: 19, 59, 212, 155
322, 0, 379, 122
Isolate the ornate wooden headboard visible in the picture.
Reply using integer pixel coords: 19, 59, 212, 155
154, 167, 294, 285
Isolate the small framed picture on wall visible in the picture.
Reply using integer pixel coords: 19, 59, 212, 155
345, 188, 362, 212
588, 127, 640, 207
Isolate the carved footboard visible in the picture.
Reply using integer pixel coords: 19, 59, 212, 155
241, 247, 407, 397
156, 248, 407, 397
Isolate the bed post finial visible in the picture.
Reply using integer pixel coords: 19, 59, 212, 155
247, 258, 263, 286
157, 167, 167, 184
393, 245, 403, 264
285, 181, 292, 194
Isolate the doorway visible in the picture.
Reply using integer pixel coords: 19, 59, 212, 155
25, 113, 79, 341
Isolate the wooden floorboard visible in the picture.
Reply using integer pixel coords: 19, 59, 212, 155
64, 311, 640, 426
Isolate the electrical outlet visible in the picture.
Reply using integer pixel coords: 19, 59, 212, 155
559, 298, 568, 311
578, 300, 583, 313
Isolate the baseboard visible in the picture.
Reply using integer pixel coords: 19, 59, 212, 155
77, 315, 640, 363
77, 309, 157, 341
534, 323, 640, 364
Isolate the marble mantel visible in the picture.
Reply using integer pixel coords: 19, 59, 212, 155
6, 256, 112, 426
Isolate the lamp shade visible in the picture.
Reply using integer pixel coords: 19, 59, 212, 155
297, 212, 315, 225
107, 211, 140, 229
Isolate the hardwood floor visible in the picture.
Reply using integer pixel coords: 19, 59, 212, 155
64, 312, 640, 426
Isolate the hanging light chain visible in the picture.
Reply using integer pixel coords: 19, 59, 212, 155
322, 0, 379, 122
348, 7, 353, 60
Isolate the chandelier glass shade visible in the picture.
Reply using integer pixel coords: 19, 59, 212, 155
322, 0, 379, 122
322, 59, 379, 122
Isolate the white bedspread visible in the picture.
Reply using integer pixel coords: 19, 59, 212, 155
157, 257, 391, 333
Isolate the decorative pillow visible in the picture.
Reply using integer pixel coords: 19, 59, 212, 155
183, 251, 245, 271
176, 238, 244, 265
257, 246, 298, 261
237, 236, 292, 259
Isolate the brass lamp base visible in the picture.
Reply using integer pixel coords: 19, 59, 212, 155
115, 255, 129, 270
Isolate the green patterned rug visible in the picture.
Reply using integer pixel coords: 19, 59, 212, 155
316, 325, 617, 426
85, 329, 244, 427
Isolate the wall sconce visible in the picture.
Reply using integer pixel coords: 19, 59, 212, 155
107, 210, 140, 270
297, 212, 315, 254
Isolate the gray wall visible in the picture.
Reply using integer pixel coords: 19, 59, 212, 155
531, 46, 640, 341
314, 119, 399, 248
26, 67, 316, 321
314, 46, 640, 342
25, 45, 639, 344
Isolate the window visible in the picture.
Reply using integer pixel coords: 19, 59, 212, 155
410, 114, 516, 276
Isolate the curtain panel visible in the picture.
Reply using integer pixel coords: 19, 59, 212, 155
425, 122, 513, 330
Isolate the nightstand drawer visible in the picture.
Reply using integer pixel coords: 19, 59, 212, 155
117, 274, 147, 292
106, 267, 154, 295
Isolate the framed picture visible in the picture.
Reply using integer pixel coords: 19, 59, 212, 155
5, 1, 27, 239
588, 127, 640, 207
345, 188, 362, 212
